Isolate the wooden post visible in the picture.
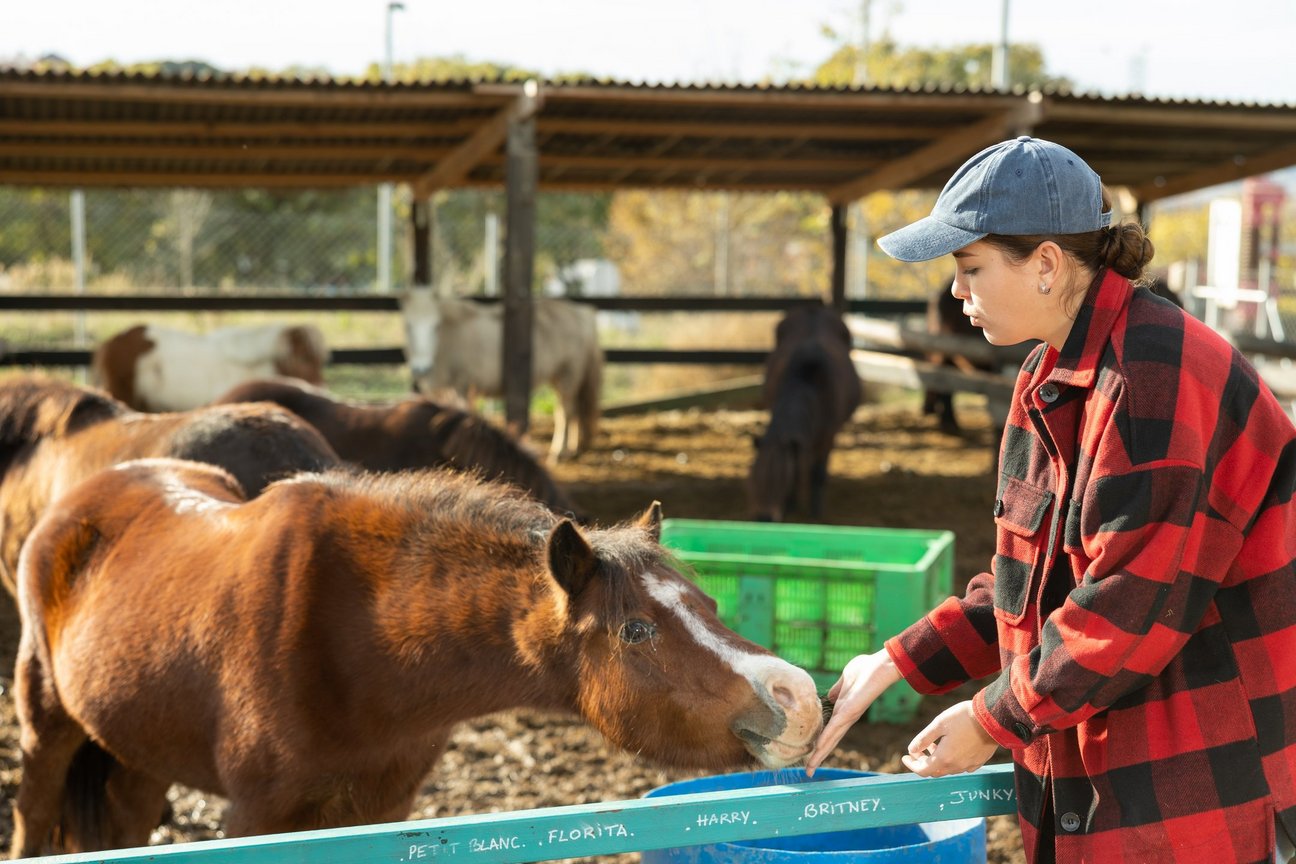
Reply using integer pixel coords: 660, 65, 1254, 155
503, 83, 540, 434
830, 202, 848, 313
409, 197, 432, 287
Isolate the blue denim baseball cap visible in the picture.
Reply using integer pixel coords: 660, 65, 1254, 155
877, 136, 1113, 262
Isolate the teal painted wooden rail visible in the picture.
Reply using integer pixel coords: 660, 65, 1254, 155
19, 763, 1016, 864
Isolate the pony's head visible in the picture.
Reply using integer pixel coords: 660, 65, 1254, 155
0, 375, 122, 467
399, 287, 443, 393
528, 502, 823, 769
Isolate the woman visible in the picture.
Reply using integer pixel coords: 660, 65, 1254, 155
806, 137, 1296, 862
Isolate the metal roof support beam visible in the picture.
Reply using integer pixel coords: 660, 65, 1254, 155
825, 95, 1046, 205
411, 83, 544, 198
0, 119, 483, 139
0, 79, 484, 109
830, 203, 848, 314
503, 81, 541, 437
408, 198, 433, 287
1132, 141, 1296, 203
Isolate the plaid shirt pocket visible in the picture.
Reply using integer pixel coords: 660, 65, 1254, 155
992, 475, 1055, 623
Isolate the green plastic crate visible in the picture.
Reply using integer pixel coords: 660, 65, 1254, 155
659, 518, 955, 724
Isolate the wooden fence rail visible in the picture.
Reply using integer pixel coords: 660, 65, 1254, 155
0, 294, 928, 315
6, 294, 1290, 403
0, 294, 929, 371
19, 764, 1017, 864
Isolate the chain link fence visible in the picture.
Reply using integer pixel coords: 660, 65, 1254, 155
0, 185, 850, 402
2, 184, 1292, 405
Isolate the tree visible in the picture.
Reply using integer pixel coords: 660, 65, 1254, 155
806, 35, 1074, 299
812, 35, 1072, 92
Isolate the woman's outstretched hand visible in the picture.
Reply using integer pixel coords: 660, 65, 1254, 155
901, 700, 998, 777
805, 650, 902, 776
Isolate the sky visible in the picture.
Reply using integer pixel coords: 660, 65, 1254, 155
4, 0, 1295, 105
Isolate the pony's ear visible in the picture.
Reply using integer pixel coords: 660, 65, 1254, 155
636, 500, 662, 542
547, 518, 598, 597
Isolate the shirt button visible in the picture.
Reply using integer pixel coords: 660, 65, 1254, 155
1060, 812, 1081, 832
993, 499, 1004, 517
1038, 383, 1059, 403
1012, 722, 1033, 743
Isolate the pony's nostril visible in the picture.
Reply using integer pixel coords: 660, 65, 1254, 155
772, 684, 796, 710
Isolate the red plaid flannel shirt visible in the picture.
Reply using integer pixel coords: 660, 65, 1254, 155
887, 270, 1296, 862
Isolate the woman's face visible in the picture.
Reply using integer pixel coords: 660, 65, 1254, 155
949, 240, 1073, 350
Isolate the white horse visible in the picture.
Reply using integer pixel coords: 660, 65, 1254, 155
399, 289, 603, 463
92, 323, 329, 412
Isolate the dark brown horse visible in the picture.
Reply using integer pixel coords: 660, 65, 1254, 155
211, 377, 581, 519
749, 303, 861, 522
10, 459, 824, 856
0, 373, 340, 597
922, 282, 991, 435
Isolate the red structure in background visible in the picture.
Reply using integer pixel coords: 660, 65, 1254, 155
1241, 176, 1285, 290
1236, 176, 1285, 332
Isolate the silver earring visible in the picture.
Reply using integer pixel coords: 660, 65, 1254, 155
1038, 282, 1051, 295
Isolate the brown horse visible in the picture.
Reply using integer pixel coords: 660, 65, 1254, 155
749, 303, 861, 522
212, 377, 582, 519
10, 459, 823, 856
0, 373, 340, 597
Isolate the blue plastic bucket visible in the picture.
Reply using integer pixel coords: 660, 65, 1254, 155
641, 769, 986, 864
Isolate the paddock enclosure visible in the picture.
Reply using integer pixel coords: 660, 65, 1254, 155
6, 69, 1296, 864
0, 399, 1028, 863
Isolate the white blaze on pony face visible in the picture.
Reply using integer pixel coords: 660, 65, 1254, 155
642, 571, 822, 767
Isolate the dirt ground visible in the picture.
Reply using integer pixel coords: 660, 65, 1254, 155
0, 393, 1025, 863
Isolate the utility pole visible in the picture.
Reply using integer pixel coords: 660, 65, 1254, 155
851, 0, 872, 299
990, 0, 1010, 89
854, 0, 871, 86
376, 1, 405, 294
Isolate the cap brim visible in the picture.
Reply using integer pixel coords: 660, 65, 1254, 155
876, 217, 985, 263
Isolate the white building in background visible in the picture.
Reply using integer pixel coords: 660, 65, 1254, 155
544, 258, 640, 333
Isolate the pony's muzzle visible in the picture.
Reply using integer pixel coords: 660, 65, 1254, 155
732, 663, 823, 768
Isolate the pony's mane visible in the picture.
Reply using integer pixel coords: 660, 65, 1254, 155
304, 467, 560, 540
0, 375, 124, 446
289, 467, 660, 576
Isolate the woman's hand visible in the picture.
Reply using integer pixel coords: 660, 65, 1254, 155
901, 700, 998, 777
805, 650, 902, 776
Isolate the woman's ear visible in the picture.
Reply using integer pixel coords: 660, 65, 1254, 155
1035, 240, 1065, 288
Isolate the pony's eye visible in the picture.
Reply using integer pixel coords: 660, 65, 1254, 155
619, 619, 655, 644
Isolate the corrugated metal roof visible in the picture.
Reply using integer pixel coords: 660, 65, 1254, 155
3, 68, 1295, 203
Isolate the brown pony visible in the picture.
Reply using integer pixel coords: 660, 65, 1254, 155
0, 374, 340, 596
749, 302, 862, 522
212, 377, 582, 519
10, 459, 823, 856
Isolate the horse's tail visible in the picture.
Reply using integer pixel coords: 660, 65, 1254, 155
575, 337, 603, 453
56, 741, 116, 852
